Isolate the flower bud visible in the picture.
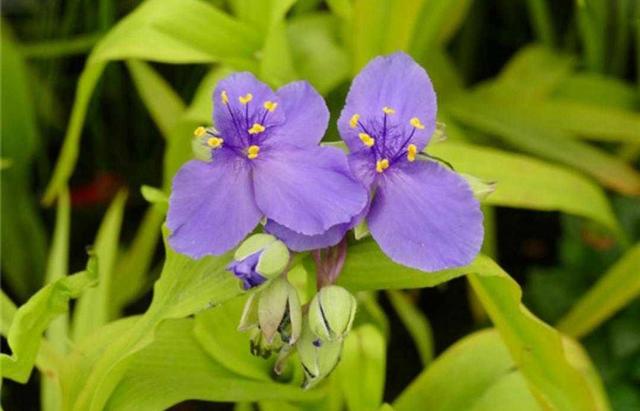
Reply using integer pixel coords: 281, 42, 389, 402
258, 277, 302, 345
227, 234, 290, 290
297, 322, 343, 389
461, 173, 496, 201
308, 285, 357, 342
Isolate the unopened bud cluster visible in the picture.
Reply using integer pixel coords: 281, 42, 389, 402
228, 235, 357, 389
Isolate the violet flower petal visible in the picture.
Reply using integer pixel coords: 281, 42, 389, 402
264, 198, 369, 252
253, 145, 368, 236
269, 81, 329, 147
367, 160, 483, 271
167, 149, 262, 258
337, 52, 437, 154
264, 220, 349, 252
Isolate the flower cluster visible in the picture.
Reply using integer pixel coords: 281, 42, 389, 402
168, 52, 482, 272
167, 52, 484, 387
231, 235, 358, 388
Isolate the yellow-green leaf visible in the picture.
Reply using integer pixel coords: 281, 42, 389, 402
429, 141, 622, 236
557, 243, 640, 338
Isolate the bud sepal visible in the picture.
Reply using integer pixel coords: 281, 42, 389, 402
308, 285, 357, 342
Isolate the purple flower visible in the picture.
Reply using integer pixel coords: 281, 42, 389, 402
227, 251, 266, 289
267, 53, 483, 270
337, 52, 484, 271
167, 73, 368, 258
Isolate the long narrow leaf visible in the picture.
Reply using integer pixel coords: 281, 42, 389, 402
72, 191, 127, 340
445, 92, 640, 195
468, 260, 602, 410
557, 244, 640, 338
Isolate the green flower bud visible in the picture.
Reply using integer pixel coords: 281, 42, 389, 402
258, 277, 302, 345
297, 322, 343, 389
234, 233, 290, 279
228, 234, 290, 290
308, 285, 357, 342
460, 173, 496, 201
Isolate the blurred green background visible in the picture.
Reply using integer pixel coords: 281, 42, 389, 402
1, 0, 639, 410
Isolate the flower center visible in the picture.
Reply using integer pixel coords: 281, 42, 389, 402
215, 89, 281, 160
350, 107, 426, 172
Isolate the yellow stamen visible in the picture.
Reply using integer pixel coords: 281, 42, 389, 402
193, 126, 206, 137
410, 117, 425, 129
247, 145, 260, 159
221, 90, 229, 105
382, 106, 395, 115
263, 101, 278, 112
349, 114, 360, 128
358, 132, 375, 147
376, 159, 390, 173
407, 144, 417, 162
248, 123, 266, 134
207, 137, 224, 148
239, 93, 253, 105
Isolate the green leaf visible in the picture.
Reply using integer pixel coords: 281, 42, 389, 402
557, 243, 640, 338
553, 73, 638, 109
337, 325, 386, 411
493, 45, 575, 100
110, 203, 165, 316
387, 290, 434, 366
42, 0, 262, 205
260, 21, 298, 87
106, 319, 318, 410
0, 28, 47, 299
468, 260, 605, 411
525, 0, 556, 47
337, 239, 483, 291
1, 290, 18, 336
351, 0, 390, 71
429, 141, 622, 236
394, 330, 541, 411
381, 0, 427, 53
444, 92, 640, 196
502, 100, 640, 143
193, 294, 272, 381
228, 0, 297, 33
20, 33, 100, 59
140, 185, 168, 205
287, 13, 350, 94
72, 190, 127, 341
576, 0, 608, 73
1, 254, 98, 383
41, 189, 71, 411
66, 228, 241, 411
326, 0, 352, 20
409, 0, 473, 57
127, 60, 186, 139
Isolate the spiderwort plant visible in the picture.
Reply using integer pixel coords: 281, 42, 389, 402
167, 73, 368, 258
338, 52, 484, 271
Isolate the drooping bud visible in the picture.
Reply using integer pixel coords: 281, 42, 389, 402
258, 277, 302, 345
308, 285, 357, 342
460, 173, 496, 201
431, 121, 447, 143
297, 322, 343, 389
227, 234, 290, 290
